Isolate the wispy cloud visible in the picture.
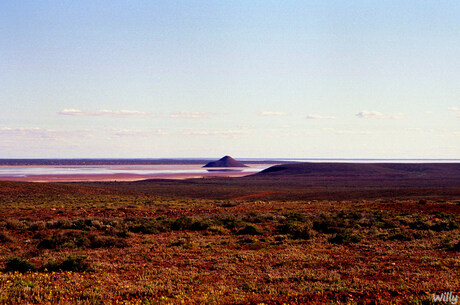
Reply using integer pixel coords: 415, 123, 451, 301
448, 107, 460, 118
323, 128, 371, 135
111, 129, 168, 137
181, 129, 249, 137
168, 112, 210, 119
0, 127, 91, 139
259, 111, 287, 116
306, 114, 336, 120
356, 110, 405, 119
59, 109, 151, 117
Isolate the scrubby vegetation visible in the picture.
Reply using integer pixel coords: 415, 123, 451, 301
0, 181, 458, 304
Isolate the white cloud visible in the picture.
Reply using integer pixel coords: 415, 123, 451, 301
169, 112, 210, 119
306, 114, 336, 120
59, 109, 151, 117
323, 128, 371, 135
0, 127, 91, 139
259, 111, 287, 116
111, 129, 167, 137
405, 127, 422, 131
181, 129, 249, 137
448, 107, 460, 118
59, 109, 85, 116
356, 110, 405, 119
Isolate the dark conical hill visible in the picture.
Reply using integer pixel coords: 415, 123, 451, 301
203, 156, 248, 168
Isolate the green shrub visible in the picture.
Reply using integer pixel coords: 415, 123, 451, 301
439, 239, 460, 252
389, 232, 414, 241
87, 234, 128, 248
42, 255, 92, 272
430, 221, 458, 232
409, 220, 431, 230
237, 224, 262, 235
313, 217, 342, 234
37, 231, 90, 249
329, 230, 362, 244
171, 216, 194, 230
4, 257, 37, 273
282, 212, 305, 222
276, 222, 312, 240
128, 218, 171, 234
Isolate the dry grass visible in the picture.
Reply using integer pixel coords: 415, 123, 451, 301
0, 181, 458, 304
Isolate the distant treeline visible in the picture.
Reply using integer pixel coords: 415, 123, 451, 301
0, 159, 280, 166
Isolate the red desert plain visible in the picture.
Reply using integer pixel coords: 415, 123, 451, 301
0, 158, 459, 304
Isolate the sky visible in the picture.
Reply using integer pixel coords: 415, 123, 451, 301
1, 1, 459, 158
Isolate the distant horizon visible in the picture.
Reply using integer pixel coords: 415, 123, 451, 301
1, 157, 459, 161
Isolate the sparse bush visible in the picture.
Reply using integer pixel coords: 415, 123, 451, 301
237, 224, 262, 235
418, 199, 427, 205
5, 219, 25, 230
439, 239, 460, 252
276, 222, 312, 239
389, 231, 414, 241
409, 220, 431, 230
88, 234, 128, 248
171, 216, 194, 230
0, 231, 13, 243
37, 231, 90, 249
191, 219, 211, 231
71, 219, 94, 231
313, 216, 343, 234
29, 221, 46, 231
282, 212, 305, 222
207, 225, 227, 235
214, 216, 245, 231
46, 219, 72, 229
329, 230, 362, 244
128, 218, 169, 234
42, 255, 93, 272
430, 221, 458, 232
4, 257, 37, 273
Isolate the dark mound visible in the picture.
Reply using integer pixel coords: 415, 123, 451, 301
203, 156, 248, 168
255, 162, 460, 180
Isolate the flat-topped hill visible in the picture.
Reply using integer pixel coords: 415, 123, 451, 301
203, 156, 248, 168
254, 162, 460, 179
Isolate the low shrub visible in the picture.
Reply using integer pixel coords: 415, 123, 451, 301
277, 222, 312, 240
0, 232, 13, 243
430, 221, 458, 232
409, 220, 431, 230
439, 239, 460, 252
313, 217, 343, 234
389, 231, 414, 241
4, 257, 37, 273
87, 234, 128, 248
237, 224, 262, 235
37, 231, 127, 249
37, 231, 90, 249
329, 230, 362, 244
214, 216, 245, 232
42, 255, 93, 272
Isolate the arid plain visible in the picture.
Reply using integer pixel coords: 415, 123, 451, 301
0, 161, 459, 304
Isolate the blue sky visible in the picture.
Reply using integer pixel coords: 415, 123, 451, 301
1, 1, 459, 158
